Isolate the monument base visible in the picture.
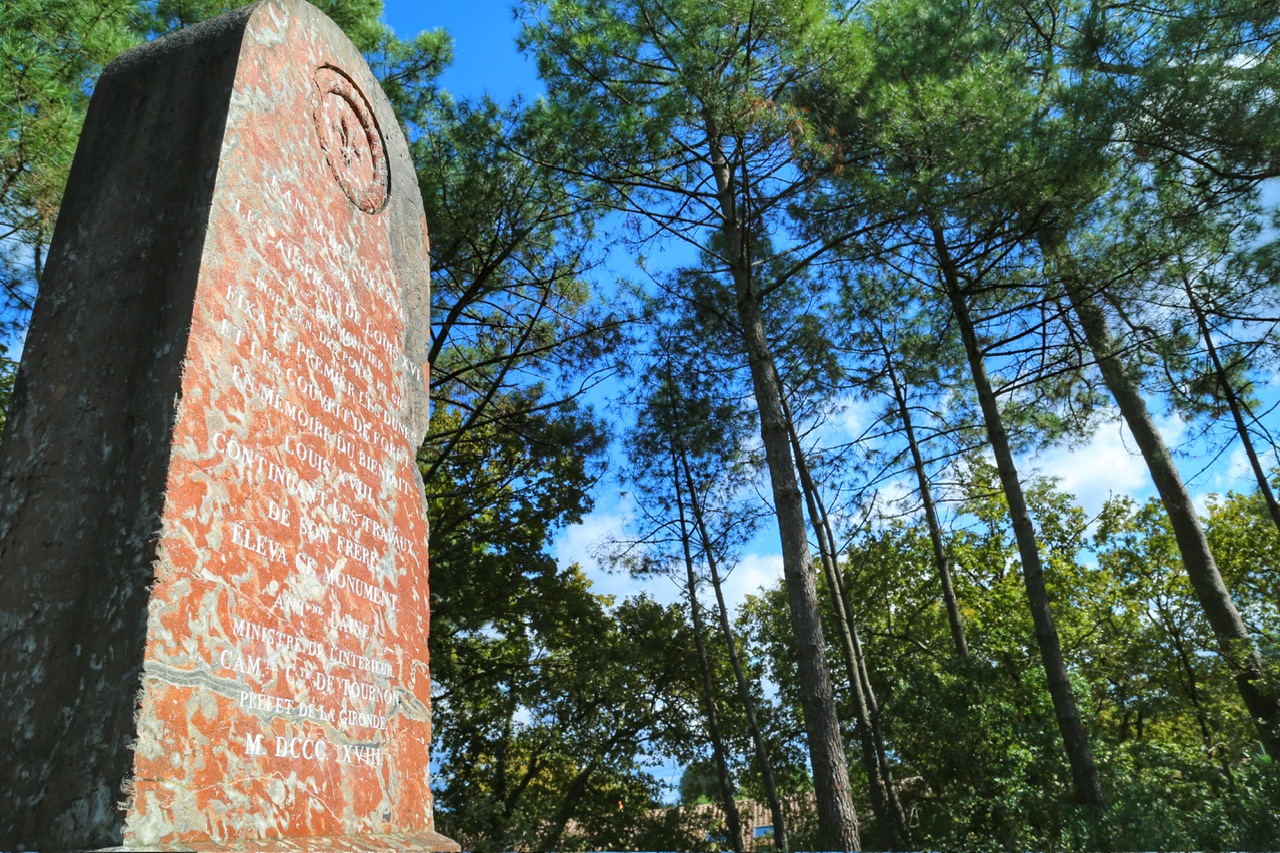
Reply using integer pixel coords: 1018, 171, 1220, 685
101, 830, 460, 852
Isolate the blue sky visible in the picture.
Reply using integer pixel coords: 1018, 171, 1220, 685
375, 0, 1278, 619
383, 0, 1280, 801
382, 1, 537, 102
376, 3, 702, 606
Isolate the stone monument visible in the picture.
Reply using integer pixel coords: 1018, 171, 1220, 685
0, 1, 454, 849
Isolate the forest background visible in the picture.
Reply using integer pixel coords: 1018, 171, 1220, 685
4, 0, 1280, 849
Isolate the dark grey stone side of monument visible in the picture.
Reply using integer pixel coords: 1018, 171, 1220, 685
0, 11, 253, 849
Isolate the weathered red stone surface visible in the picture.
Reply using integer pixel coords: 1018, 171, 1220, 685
0, 2, 452, 850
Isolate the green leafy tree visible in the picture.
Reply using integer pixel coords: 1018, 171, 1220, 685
1, 0, 136, 341
412, 94, 618, 490
616, 346, 797, 850
522, 1, 868, 842
1091, 494, 1280, 846
1007, 0, 1280, 755
833, 464, 1279, 848
432, 587, 700, 851
809, 0, 1110, 810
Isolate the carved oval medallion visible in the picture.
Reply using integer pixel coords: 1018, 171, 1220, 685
312, 65, 389, 214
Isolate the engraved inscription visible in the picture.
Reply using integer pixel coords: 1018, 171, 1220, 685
165, 185, 419, 785
137, 19, 433, 838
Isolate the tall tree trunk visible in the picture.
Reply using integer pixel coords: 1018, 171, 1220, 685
672, 448, 745, 853
1184, 280, 1280, 536
1058, 260, 1280, 757
817, 491, 919, 850
736, 295, 860, 850
935, 224, 1107, 808
810, 484, 895, 849
499, 726, 547, 840
706, 116, 861, 850
834, 548, 916, 845
1155, 599, 1234, 789
776, 372, 910, 850
490, 702, 515, 844
677, 448, 791, 851
878, 334, 970, 659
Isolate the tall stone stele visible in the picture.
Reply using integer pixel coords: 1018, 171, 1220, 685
0, 1, 456, 849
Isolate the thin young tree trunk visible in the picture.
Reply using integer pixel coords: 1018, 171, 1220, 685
807, 480, 916, 850
775, 373, 907, 850
935, 224, 1107, 808
1155, 599, 1234, 790
540, 721, 647, 850
705, 116, 861, 850
1184, 281, 1280, 536
1058, 263, 1280, 757
677, 447, 791, 852
879, 335, 970, 659
672, 449, 745, 853
839, 586, 916, 848
540, 758, 598, 851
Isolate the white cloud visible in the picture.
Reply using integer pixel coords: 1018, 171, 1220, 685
1194, 441, 1275, 514
552, 488, 788, 615
820, 394, 883, 446
872, 473, 925, 518
716, 551, 785, 615
1019, 413, 1182, 517
551, 492, 688, 607
1019, 408, 1280, 523
1209, 443, 1255, 492
551, 491, 634, 574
